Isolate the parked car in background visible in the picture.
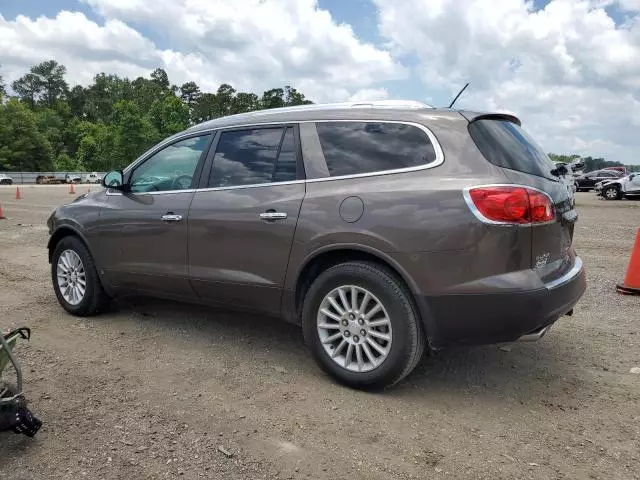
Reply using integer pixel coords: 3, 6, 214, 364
575, 169, 624, 191
65, 174, 82, 184
603, 166, 628, 175
0, 173, 13, 185
46, 101, 586, 389
84, 172, 103, 184
36, 175, 65, 184
595, 173, 640, 200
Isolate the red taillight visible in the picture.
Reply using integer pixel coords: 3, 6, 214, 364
465, 186, 555, 225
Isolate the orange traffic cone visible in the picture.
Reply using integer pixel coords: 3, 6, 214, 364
15, 186, 22, 200
69, 183, 76, 194
0, 202, 5, 220
617, 228, 640, 295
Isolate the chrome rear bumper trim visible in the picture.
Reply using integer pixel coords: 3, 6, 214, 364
544, 257, 583, 290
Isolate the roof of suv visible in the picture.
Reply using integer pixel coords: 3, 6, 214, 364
187, 100, 463, 132
186, 100, 522, 133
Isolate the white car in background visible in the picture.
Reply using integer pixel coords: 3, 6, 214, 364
595, 173, 640, 200
84, 172, 103, 184
0, 173, 13, 185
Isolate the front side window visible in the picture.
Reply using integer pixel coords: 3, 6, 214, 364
209, 127, 299, 188
315, 122, 437, 177
130, 135, 210, 193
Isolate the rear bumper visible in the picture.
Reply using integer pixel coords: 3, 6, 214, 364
425, 257, 586, 347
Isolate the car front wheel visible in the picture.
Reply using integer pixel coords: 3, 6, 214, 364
603, 186, 622, 200
51, 236, 109, 316
302, 261, 425, 389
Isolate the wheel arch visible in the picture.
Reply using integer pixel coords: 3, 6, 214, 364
47, 226, 91, 263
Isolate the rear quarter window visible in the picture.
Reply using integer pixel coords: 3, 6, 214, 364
315, 122, 437, 177
468, 119, 557, 180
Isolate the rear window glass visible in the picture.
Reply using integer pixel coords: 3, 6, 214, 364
315, 122, 437, 177
468, 119, 557, 180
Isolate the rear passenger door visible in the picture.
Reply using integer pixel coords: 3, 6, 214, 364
188, 125, 305, 315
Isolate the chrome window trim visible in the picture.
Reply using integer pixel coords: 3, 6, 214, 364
114, 119, 444, 194
462, 184, 557, 227
544, 257, 583, 290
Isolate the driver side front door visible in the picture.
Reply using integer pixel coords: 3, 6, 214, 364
97, 133, 213, 299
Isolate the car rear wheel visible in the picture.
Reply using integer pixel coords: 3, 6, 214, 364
603, 185, 622, 200
302, 261, 425, 389
51, 236, 109, 316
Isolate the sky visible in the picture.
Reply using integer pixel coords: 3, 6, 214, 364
0, 0, 639, 164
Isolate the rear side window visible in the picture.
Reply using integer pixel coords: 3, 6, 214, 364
209, 127, 298, 188
315, 122, 437, 177
468, 119, 556, 180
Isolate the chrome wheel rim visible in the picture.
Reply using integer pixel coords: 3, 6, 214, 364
605, 188, 617, 199
57, 250, 86, 305
317, 285, 392, 372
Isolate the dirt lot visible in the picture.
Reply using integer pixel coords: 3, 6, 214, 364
0, 185, 639, 480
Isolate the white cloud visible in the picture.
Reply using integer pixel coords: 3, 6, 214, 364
348, 88, 389, 102
374, 0, 640, 164
0, 1, 405, 102
617, 0, 640, 11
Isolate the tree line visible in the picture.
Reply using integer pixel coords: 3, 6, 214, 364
0, 61, 637, 173
0, 60, 312, 172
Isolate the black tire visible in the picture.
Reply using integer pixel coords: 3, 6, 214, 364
302, 261, 425, 389
602, 186, 622, 200
0, 180, 11, 185
51, 236, 109, 316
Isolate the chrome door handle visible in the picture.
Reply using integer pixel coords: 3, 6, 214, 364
161, 214, 183, 222
259, 212, 288, 221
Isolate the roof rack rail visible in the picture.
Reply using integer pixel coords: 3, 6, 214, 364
247, 99, 433, 116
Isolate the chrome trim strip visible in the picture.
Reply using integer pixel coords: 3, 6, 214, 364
544, 257, 583, 290
195, 179, 304, 193
462, 184, 556, 227
106, 188, 197, 197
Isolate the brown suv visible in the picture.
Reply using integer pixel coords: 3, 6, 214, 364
47, 101, 586, 388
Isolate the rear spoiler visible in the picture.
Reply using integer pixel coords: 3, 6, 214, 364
458, 111, 521, 126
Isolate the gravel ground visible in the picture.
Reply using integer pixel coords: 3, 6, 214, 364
0, 185, 639, 480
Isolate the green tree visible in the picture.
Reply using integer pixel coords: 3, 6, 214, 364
0, 99, 54, 170
86, 74, 132, 122
284, 85, 312, 106
0, 72, 6, 100
76, 121, 118, 171
54, 152, 86, 171
150, 68, 170, 92
12, 73, 42, 108
193, 93, 218, 123
231, 92, 260, 114
180, 81, 201, 122
148, 95, 189, 137
31, 60, 68, 107
261, 88, 285, 109
112, 100, 157, 167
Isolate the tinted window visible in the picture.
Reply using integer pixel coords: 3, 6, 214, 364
468, 120, 556, 180
274, 127, 297, 183
315, 122, 437, 177
210, 128, 283, 188
130, 135, 210, 193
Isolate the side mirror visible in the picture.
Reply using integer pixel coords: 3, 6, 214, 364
101, 170, 125, 190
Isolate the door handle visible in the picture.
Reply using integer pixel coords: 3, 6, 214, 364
161, 214, 183, 222
259, 212, 288, 221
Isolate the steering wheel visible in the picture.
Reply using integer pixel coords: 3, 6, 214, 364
171, 175, 193, 190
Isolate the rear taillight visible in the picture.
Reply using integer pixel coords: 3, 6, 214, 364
464, 186, 555, 225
